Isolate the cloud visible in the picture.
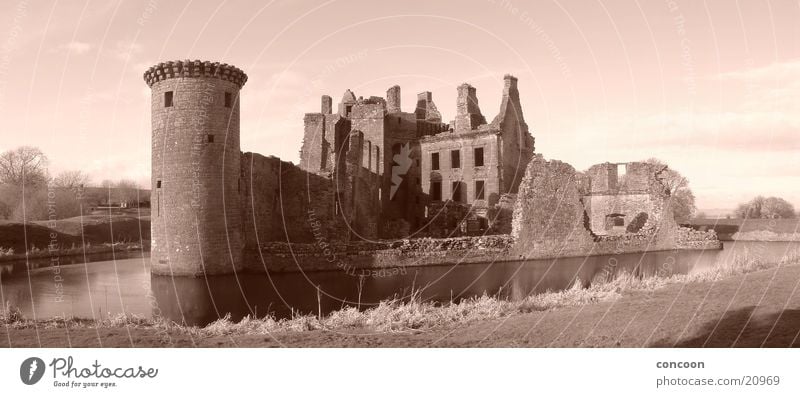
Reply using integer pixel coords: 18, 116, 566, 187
576, 59, 800, 153
54, 41, 92, 55
717, 60, 800, 82
109, 40, 143, 62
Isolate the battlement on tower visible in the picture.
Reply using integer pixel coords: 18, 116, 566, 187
143, 60, 248, 88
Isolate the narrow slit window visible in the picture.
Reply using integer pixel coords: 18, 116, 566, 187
224, 92, 232, 108
164, 91, 173, 107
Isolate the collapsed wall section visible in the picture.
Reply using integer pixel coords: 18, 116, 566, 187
511, 155, 596, 258
511, 155, 683, 259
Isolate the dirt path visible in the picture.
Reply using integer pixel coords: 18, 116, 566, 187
4, 264, 800, 348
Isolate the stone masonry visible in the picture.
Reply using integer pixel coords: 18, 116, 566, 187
145, 60, 716, 277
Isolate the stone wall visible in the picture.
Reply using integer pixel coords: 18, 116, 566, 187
454, 84, 486, 133
491, 75, 535, 194
510, 155, 596, 258
246, 235, 513, 274
146, 61, 245, 276
420, 131, 501, 208
511, 155, 685, 260
241, 152, 341, 245
583, 193, 654, 234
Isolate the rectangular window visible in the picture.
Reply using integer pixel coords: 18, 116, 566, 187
451, 150, 460, 168
452, 182, 462, 202
156, 180, 162, 188
474, 147, 484, 166
431, 152, 439, 170
207, 134, 214, 143
431, 181, 442, 201
164, 91, 173, 107
224, 92, 232, 108
475, 180, 485, 200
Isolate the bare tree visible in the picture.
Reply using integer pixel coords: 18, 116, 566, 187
644, 158, 696, 223
115, 179, 140, 205
735, 196, 765, 219
52, 170, 91, 189
0, 146, 49, 187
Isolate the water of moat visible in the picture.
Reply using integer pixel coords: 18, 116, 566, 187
2, 241, 799, 326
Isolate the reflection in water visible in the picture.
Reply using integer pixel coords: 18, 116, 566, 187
0, 252, 152, 320
2, 241, 799, 326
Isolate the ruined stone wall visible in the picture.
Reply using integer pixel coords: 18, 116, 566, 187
620, 162, 651, 191
386, 85, 401, 113
420, 131, 501, 208
454, 84, 486, 133
510, 155, 596, 258
146, 61, 245, 276
300, 113, 350, 173
300, 113, 326, 171
511, 155, 681, 260
491, 75, 535, 194
487, 193, 516, 234
241, 152, 340, 246
587, 163, 618, 193
583, 193, 654, 234
414, 91, 442, 123
338, 131, 381, 240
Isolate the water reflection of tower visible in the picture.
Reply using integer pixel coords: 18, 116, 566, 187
144, 61, 247, 276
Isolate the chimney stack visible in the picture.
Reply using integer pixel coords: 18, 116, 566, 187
386, 85, 401, 113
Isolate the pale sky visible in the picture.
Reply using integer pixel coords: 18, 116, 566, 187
1, 0, 799, 212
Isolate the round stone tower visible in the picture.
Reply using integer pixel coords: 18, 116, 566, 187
144, 60, 247, 276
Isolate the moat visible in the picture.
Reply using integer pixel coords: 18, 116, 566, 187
2, 241, 798, 326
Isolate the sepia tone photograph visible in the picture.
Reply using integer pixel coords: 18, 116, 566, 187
1, 0, 799, 352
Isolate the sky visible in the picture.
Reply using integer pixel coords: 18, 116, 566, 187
0, 0, 799, 213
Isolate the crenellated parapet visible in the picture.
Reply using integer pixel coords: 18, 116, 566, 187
143, 60, 248, 88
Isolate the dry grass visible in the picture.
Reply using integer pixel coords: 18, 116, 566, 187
2, 252, 798, 335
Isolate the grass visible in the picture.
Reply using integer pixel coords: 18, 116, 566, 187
0, 213, 150, 253
693, 218, 800, 233
2, 252, 798, 336
0, 241, 145, 263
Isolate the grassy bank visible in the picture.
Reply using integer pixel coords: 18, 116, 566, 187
691, 218, 800, 241
2, 251, 795, 342
0, 241, 146, 264
0, 212, 150, 252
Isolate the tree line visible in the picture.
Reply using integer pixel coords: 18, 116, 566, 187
733, 196, 796, 219
0, 146, 144, 221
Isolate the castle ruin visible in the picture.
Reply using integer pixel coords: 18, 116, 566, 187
144, 60, 716, 277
